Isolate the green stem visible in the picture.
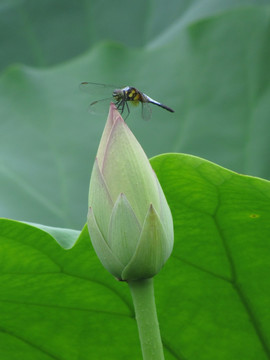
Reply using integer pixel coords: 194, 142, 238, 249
128, 278, 165, 360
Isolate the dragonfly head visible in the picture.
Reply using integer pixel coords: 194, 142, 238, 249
112, 88, 124, 101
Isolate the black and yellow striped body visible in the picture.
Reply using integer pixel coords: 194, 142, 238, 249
126, 87, 144, 103
113, 87, 143, 105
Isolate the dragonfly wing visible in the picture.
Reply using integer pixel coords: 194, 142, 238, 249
141, 102, 152, 121
80, 81, 117, 95
80, 82, 118, 115
88, 97, 113, 115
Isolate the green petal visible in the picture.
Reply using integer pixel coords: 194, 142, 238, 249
89, 159, 113, 240
108, 193, 141, 266
87, 207, 124, 279
154, 172, 174, 248
101, 115, 160, 225
121, 204, 173, 280
97, 104, 119, 169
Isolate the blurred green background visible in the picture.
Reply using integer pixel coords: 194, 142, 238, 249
1, 0, 270, 229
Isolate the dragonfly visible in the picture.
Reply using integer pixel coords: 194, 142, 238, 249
80, 82, 174, 120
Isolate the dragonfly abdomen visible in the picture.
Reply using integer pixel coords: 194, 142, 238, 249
145, 96, 174, 113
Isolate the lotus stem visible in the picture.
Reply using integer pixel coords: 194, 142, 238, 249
128, 278, 165, 360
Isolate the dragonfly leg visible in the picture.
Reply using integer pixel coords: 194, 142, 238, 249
115, 100, 122, 113
121, 100, 125, 114
125, 102, 130, 120
114, 99, 130, 120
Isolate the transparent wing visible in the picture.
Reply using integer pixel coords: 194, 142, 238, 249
80, 82, 117, 96
80, 82, 117, 115
88, 97, 114, 115
141, 102, 152, 121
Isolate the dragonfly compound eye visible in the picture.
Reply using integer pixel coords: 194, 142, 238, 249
112, 89, 123, 101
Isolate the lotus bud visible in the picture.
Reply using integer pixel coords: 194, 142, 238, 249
87, 103, 174, 280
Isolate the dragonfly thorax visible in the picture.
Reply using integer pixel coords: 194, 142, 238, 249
113, 87, 143, 103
